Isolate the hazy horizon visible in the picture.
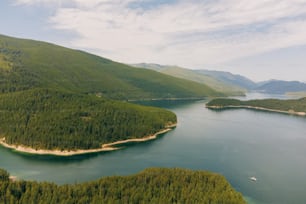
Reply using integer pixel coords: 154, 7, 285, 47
1, 0, 306, 82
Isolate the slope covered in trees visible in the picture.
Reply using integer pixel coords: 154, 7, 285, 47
206, 97, 306, 115
0, 34, 221, 100
0, 88, 176, 151
0, 168, 245, 204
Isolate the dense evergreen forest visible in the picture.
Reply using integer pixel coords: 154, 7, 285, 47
0, 168, 245, 204
0, 88, 176, 150
206, 97, 306, 113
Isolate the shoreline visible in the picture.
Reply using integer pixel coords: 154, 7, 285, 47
0, 124, 176, 156
206, 105, 306, 116
127, 97, 206, 102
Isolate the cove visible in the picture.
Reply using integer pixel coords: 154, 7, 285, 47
1, 93, 306, 204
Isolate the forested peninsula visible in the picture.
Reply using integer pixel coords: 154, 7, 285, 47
0, 168, 245, 204
0, 89, 176, 154
206, 97, 306, 116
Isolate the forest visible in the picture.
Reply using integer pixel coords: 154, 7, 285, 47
206, 97, 306, 113
0, 168, 245, 204
0, 88, 176, 150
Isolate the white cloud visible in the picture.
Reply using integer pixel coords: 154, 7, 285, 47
14, 0, 62, 5
14, 0, 306, 71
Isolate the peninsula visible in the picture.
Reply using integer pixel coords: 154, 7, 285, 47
0, 88, 177, 154
0, 124, 176, 156
206, 97, 306, 116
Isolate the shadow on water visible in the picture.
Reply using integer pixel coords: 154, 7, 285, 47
4, 148, 106, 163
131, 99, 204, 109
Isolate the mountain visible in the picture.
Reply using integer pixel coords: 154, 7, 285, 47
132, 63, 306, 96
253, 80, 306, 94
132, 63, 255, 95
0, 34, 221, 100
195, 70, 256, 90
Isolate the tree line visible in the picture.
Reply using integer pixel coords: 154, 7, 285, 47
0, 168, 245, 204
0, 88, 176, 150
206, 97, 306, 112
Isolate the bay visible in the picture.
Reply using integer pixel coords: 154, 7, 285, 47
1, 93, 306, 203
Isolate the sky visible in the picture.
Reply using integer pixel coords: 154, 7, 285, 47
1, 0, 306, 82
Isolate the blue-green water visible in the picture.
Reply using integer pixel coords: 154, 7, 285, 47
1, 94, 306, 203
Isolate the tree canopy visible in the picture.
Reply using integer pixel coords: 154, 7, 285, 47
0, 89, 176, 150
0, 168, 245, 204
206, 97, 306, 113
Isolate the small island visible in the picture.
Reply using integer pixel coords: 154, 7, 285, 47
206, 97, 306, 116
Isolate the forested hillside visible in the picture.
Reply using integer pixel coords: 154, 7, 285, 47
0, 168, 245, 204
0, 34, 221, 100
0, 88, 176, 150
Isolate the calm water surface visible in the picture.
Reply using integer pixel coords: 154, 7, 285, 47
1, 93, 306, 204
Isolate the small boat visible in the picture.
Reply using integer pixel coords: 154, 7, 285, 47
250, 176, 257, 181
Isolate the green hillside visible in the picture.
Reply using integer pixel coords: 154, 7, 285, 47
0, 168, 245, 204
132, 63, 246, 96
0, 34, 221, 100
0, 88, 176, 150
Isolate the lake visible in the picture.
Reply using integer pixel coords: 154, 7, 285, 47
1, 93, 306, 204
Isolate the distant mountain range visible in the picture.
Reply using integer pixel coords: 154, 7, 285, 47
132, 63, 251, 96
132, 63, 306, 95
194, 70, 256, 90
253, 80, 306, 94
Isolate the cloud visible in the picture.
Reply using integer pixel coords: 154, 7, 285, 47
14, 0, 62, 5
13, 0, 306, 68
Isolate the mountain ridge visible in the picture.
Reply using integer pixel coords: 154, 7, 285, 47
0, 34, 222, 100
253, 80, 306, 94
132, 63, 249, 96
132, 63, 306, 95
